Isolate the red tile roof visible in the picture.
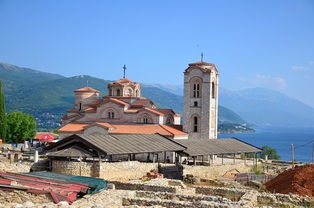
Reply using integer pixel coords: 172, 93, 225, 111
110, 124, 187, 136
83, 107, 96, 113
109, 98, 129, 106
116, 78, 133, 84
74, 87, 100, 93
143, 108, 164, 116
58, 123, 187, 136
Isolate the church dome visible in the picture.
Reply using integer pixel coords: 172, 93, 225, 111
74, 87, 100, 93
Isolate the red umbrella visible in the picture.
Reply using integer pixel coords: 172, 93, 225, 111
35, 133, 56, 142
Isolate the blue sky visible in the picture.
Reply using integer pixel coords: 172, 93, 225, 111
0, 0, 314, 106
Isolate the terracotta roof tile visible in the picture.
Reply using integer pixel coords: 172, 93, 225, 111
74, 87, 100, 93
160, 125, 186, 136
59, 123, 187, 137
116, 78, 133, 83
143, 108, 164, 116
110, 124, 187, 136
155, 109, 173, 115
83, 107, 96, 113
109, 98, 129, 106
58, 123, 87, 132
125, 109, 139, 113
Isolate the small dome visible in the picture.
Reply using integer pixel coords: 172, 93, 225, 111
74, 87, 100, 93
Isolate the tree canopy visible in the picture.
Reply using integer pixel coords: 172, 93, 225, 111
0, 80, 6, 141
5, 111, 36, 143
261, 145, 280, 160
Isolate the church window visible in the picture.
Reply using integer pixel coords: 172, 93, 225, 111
194, 101, 198, 107
193, 83, 200, 98
143, 117, 148, 124
108, 111, 115, 119
128, 88, 133, 96
166, 115, 174, 124
116, 89, 121, 96
193, 116, 198, 132
79, 102, 82, 111
212, 83, 215, 99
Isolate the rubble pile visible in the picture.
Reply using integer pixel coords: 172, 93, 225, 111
142, 169, 163, 181
265, 164, 314, 196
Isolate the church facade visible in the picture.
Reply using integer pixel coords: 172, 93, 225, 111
58, 61, 218, 141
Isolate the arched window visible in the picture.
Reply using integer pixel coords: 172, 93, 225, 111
135, 90, 139, 97
128, 88, 133, 96
193, 116, 198, 132
108, 111, 115, 119
166, 115, 174, 125
143, 117, 148, 124
194, 101, 198, 107
193, 83, 200, 98
116, 89, 121, 96
79, 102, 82, 111
212, 83, 215, 99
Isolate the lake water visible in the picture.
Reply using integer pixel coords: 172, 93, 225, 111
218, 126, 314, 162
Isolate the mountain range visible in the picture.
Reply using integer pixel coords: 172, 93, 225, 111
2, 62, 313, 130
0, 62, 249, 131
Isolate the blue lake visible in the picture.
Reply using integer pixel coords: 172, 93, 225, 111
218, 126, 314, 162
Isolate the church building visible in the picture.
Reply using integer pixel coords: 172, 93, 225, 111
58, 61, 219, 141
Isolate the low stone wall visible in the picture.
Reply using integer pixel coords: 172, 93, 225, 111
0, 190, 53, 204
195, 186, 245, 201
257, 192, 314, 207
51, 159, 251, 181
183, 163, 250, 179
135, 191, 233, 204
51, 160, 100, 177
99, 161, 161, 181
110, 181, 176, 193
122, 197, 243, 208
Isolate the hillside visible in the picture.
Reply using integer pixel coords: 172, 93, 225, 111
1, 62, 251, 131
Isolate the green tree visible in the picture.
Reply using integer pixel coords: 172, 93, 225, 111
6, 111, 36, 143
260, 145, 280, 160
0, 80, 6, 142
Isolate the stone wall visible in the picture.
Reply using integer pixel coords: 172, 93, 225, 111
51, 160, 159, 180
99, 161, 158, 181
195, 186, 245, 201
183, 163, 250, 179
51, 160, 100, 177
111, 181, 176, 193
51, 160, 251, 180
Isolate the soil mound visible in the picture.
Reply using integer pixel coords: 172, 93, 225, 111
265, 164, 314, 197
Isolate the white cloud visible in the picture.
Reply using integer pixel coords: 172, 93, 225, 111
291, 65, 309, 71
237, 74, 287, 90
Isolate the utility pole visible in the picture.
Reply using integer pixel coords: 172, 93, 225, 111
291, 144, 295, 168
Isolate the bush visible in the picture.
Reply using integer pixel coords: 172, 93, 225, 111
260, 145, 280, 160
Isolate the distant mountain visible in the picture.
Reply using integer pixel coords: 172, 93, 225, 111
1, 62, 249, 131
0, 62, 63, 92
146, 83, 314, 127
219, 87, 314, 126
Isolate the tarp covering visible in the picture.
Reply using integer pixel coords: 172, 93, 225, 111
23, 171, 107, 194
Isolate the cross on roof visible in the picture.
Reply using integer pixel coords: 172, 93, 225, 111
123, 64, 127, 78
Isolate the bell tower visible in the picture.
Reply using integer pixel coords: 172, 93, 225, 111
183, 61, 219, 140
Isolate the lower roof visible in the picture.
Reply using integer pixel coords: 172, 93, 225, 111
47, 134, 186, 156
176, 138, 262, 156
